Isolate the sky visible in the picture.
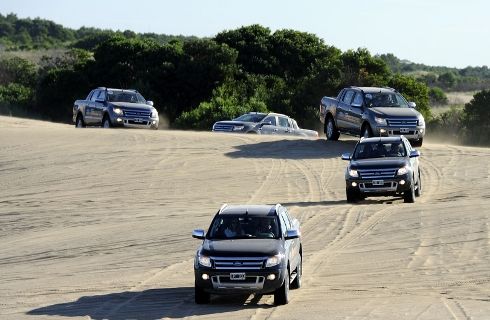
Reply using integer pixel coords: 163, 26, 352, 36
1, 0, 488, 68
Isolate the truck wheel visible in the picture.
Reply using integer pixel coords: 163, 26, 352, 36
75, 114, 85, 128
325, 117, 340, 141
362, 125, 373, 139
404, 182, 416, 203
102, 115, 112, 128
415, 171, 422, 197
414, 138, 423, 147
346, 189, 358, 203
194, 284, 210, 304
290, 255, 302, 289
274, 268, 290, 305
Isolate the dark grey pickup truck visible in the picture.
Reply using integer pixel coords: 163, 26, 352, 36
73, 87, 159, 129
319, 86, 425, 146
192, 204, 302, 305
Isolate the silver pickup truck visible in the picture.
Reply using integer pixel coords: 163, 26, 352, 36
73, 87, 159, 129
319, 86, 425, 146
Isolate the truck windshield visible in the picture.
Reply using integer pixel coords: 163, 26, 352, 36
208, 216, 280, 240
354, 142, 407, 159
233, 114, 267, 122
107, 91, 146, 104
364, 92, 409, 108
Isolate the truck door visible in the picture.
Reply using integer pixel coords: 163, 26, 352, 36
337, 90, 354, 130
93, 89, 106, 124
277, 116, 291, 135
85, 89, 100, 125
347, 92, 365, 134
259, 115, 278, 134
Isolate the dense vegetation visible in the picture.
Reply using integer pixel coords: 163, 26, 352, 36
0, 14, 488, 145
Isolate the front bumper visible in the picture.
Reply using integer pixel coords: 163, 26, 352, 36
112, 116, 159, 129
346, 175, 413, 196
375, 126, 425, 140
194, 268, 285, 295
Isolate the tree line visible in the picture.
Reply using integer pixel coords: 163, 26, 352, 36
0, 17, 488, 145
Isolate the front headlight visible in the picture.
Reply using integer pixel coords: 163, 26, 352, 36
418, 116, 425, 127
151, 109, 158, 118
233, 125, 245, 131
374, 116, 387, 126
198, 253, 211, 267
113, 108, 123, 115
397, 165, 409, 175
348, 168, 359, 178
266, 254, 284, 267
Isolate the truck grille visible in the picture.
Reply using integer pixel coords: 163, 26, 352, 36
386, 118, 418, 127
213, 124, 234, 132
211, 256, 266, 270
123, 109, 151, 118
358, 168, 397, 179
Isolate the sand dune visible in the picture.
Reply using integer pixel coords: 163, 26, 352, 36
1, 115, 489, 319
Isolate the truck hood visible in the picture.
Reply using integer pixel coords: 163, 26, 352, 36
370, 107, 420, 118
111, 102, 154, 110
350, 158, 408, 169
201, 239, 280, 257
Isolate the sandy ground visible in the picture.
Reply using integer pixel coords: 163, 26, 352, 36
1, 115, 489, 320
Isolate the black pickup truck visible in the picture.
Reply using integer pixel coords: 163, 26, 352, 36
73, 87, 159, 129
192, 204, 302, 305
319, 86, 425, 146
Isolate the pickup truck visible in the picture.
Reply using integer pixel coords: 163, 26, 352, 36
192, 204, 302, 305
73, 87, 159, 129
319, 86, 425, 146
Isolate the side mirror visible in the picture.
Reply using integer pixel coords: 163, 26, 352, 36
285, 229, 300, 240
146, 100, 154, 106
341, 153, 351, 160
260, 121, 272, 127
95, 98, 105, 103
408, 102, 416, 108
409, 150, 420, 158
192, 229, 205, 239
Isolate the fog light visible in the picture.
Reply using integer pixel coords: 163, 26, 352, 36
267, 274, 276, 280
202, 274, 209, 280
116, 118, 122, 122
420, 129, 424, 133
152, 120, 156, 125
351, 182, 357, 187
380, 129, 386, 134
400, 180, 406, 185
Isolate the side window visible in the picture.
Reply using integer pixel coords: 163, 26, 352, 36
352, 92, 363, 106
342, 90, 354, 104
87, 90, 95, 100
278, 117, 289, 127
90, 90, 100, 102
98, 90, 106, 101
395, 94, 409, 107
263, 116, 276, 126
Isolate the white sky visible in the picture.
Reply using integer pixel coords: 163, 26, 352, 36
1, 0, 488, 68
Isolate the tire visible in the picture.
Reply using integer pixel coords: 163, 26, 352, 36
411, 138, 423, 147
361, 125, 373, 139
274, 268, 290, 305
194, 284, 210, 304
75, 114, 85, 128
102, 115, 112, 129
415, 171, 422, 197
290, 255, 302, 289
404, 181, 416, 203
325, 117, 340, 141
346, 188, 358, 203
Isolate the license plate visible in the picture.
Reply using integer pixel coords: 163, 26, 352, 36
400, 128, 409, 133
372, 180, 384, 186
134, 119, 143, 123
230, 273, 246, 280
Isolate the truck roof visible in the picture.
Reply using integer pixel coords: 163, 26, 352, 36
351, 86, 396, 93
218, 204, 279, 216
